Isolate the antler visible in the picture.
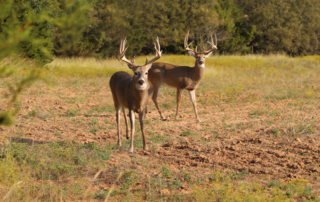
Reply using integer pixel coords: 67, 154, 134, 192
145, 36, 162, 65
119, 38, 137, 67
203, 33, 218, 54
184, 30, 198, 54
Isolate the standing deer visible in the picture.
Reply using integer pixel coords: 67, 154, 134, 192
148, 31, 217, 122
109, 37, 161, 153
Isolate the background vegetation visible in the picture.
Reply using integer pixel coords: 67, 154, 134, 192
1, 0, 320, 201
1, 0, 320, 64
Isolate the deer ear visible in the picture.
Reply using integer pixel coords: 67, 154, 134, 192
127, 64, 137, 70
188, 51, 196, 58
205, 51, 213, 58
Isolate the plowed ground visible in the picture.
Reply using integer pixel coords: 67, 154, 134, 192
1, 77, 320, 199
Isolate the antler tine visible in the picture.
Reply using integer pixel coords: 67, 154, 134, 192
132, 54, 136, 65
184, 30, 197, 54
144, 37, 161, 65
119, 37, 136, 67
203, 33, 218, 54
145, 36, 162, 65
156, 36, 161, 53
215, 33, 217, 47
120, 38, 127, 54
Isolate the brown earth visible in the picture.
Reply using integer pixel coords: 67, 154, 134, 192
1, 78, 320, 195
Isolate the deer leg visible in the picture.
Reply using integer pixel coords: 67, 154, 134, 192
115, 106, 121, 146
144, 105, 148, 118
122, 107, 129, 140
175, 88, 183, 119
139, 111, 148, 150
152, 85, 166, 120
188, 90, 200, 122
128, 109, 135, 153
145, 84, 154, 119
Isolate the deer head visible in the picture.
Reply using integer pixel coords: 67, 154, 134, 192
119, 37, 162, 90
184, 30, 218, 67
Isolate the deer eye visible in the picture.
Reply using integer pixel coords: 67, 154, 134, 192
134, 72, 138, 75
145, 72, 148, 75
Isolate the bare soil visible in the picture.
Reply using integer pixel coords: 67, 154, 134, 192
1, 77, 320, 196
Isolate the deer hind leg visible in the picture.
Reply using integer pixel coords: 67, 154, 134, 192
145, 84, 154, 119
115, 105, 121, 146
151, 84, 166, 120
175, 88, 183, 119
139, 111, 148, 150
128, 109, 135, 153
122, 107, 129, 140
188, 90, 200, 122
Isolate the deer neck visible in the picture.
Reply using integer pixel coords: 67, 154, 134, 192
131, 81, 149, 113
193, 60, 205, 80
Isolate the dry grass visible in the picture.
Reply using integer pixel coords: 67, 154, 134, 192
0, 54, 320, 201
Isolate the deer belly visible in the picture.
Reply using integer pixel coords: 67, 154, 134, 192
162, 82, 176, 88
186, 82, 199, 90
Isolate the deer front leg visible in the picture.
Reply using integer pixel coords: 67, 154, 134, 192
128, 109, 135, 153
139, 110, 148, 150
116, 106, 121, 146
122, 107, 129, 139
144, 105, 148, 118
175, 88, 183, 119
188, 90, 200, 122
152, 85, 166, 120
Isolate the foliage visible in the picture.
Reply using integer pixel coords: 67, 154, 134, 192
0, 0, 90, 126
2, 0, 320, 57
235, 0, 320, 55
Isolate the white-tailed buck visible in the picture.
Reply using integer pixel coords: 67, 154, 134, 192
148, 30, 217, 122
110, 37, 161, 153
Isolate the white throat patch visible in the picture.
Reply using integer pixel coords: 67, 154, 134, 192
135, 83, 147, 91
198, 63, 205, 68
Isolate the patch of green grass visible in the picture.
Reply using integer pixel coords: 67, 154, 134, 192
192, 170, 317, 201
161, 166, 172, 179
150, 133, 165, 144
66, 108, 79, 117
266, 119, 275, 125
181, 130, 192, 136
0, 141, 110, 201
88, 106, 114, 114
65, 97, 77, 104
23, 110, 37, 119
89, 118, 98, 126
54, 132, 62, 137
272, 128, 279, 138
249, 108, 265, 117
90, 127, 98, 133
181, 169, 192, 182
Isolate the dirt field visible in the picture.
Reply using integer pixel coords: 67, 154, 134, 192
1, 56, 320, 201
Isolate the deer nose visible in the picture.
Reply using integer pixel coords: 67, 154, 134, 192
138, 79, 145, 85
199, 60, 204, 64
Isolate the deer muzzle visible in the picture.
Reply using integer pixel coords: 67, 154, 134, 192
138, 79, 145, 85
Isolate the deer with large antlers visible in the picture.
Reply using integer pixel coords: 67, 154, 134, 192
148, 31, 217, 122
110, 37, 161, 153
